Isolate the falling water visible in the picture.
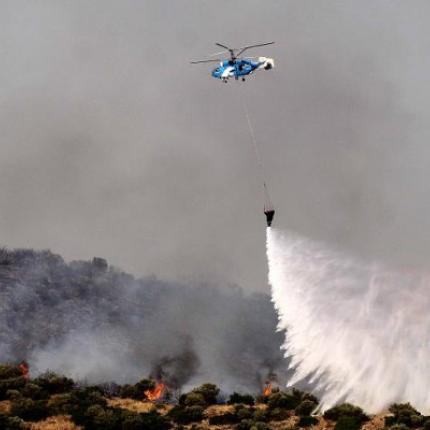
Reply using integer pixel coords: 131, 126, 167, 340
267, 227, 430, 413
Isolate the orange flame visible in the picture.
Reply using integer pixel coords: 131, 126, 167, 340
263, 382, 272, 397
144, 382, 166, 401
19, 362, 29, 379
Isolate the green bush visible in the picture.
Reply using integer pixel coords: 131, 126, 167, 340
137, 411, 171, 430
250, 422, 270, 430
6, 390, 22, 401
334, 415, 362, 430
228, 392, 255, 405
68, 387, 108, 426
267, 407, 289, 421
0, 413, 28, 430
386, 403, 424, 428
237, 419, 254, 430
292, 389, 319, 405
32, 372, 74, 395
21, 383, 44, 400
191, 383, 219, 405
267, 391, 301, 410
208, 412, 239, 425
295, 400, 318, 417
84, 404, 121, 430
10, 397, 50, 421
184, 392, 206, 407
0, 377, 27, 400
168, 405, 204, 424
119, 384, 141, 400
0, 365, 23, 380
122, 413, 145, 430
324, 403, 368, 424
294, 400, 318, 417
119, 379, 155, 400
252, 408, 268, 422
235, 405, 253, 420
387, 425, 412, 430
47, 393, 74, 415
298, 415, 318, 427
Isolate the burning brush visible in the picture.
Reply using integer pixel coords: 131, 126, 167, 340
263, 382, 273, 397
262, 371, 278, 397
19, 361, 29, 379
144, 381, 166, 402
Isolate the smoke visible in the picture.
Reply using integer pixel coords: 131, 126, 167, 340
148, 337, 200, 389
267, 228, 430, 413
0, 247, 287, 393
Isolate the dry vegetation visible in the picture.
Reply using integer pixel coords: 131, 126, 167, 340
29, 415, 81, 430
0, 363, 423, 430
0, 399, 11, 414
107, 398, 173, 415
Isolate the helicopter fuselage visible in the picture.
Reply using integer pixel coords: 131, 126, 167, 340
211, 57, 274, 81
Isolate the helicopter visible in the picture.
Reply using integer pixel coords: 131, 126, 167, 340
191, 42, 275, 82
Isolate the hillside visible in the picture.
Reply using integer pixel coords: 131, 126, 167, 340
0, 247, 287, 392
0, 363, 408, 430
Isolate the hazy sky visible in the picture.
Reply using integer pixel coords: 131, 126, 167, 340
1, 1, 430, 290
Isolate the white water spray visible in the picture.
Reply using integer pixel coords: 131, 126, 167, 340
267, 227, 430, 413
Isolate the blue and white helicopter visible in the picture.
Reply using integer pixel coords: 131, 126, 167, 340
191, 42, 275, 82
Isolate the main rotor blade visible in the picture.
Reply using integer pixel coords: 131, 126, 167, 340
236, 41, 274, 57
208, 50, 229, 57
215, 42, 231, 51
190, 59, 222, 64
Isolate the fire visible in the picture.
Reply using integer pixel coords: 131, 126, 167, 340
263, 382, 272, 397
144, 382, 166, 401
19, 362, 29, 379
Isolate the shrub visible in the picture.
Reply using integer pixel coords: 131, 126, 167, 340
209, 412, 239, 425
119, 384, 141, 400
0, 365, 23, 380
236, 405, 253, 420
84, 404, 120, 430
0, 413, 28, 430
253, 408, 268, 422
237, 419, 254, 430
168, 405, 204, 424
21, 383, 44, 400
32, 372, 74, 395
141, 411, 171, 430
292, 389, 319, 405
386, 403, 424, 428
267, 407, 289, 421
324, 403, 368, 423
0, 377, 27, 400
136, 379, 155, 396
184, 392, 206, 407
47, 393, 74, 415
122, 413, 145, 430
267, 391, 301, 410
388, 425, 412, 430
191, 383, 220, 405
251, 422, 270, 430
298, 415, 318, 427
10, 397, 50, 421
68, 387, 108, 426
334, 415, 362, 430
6, 390, 22, 401
295, 400, 318, 417
119, 379, 155, 400
228, 392, 255, 405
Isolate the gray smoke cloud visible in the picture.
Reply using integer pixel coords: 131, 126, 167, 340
2, 2, 430, 291
0, 248, 287, 393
